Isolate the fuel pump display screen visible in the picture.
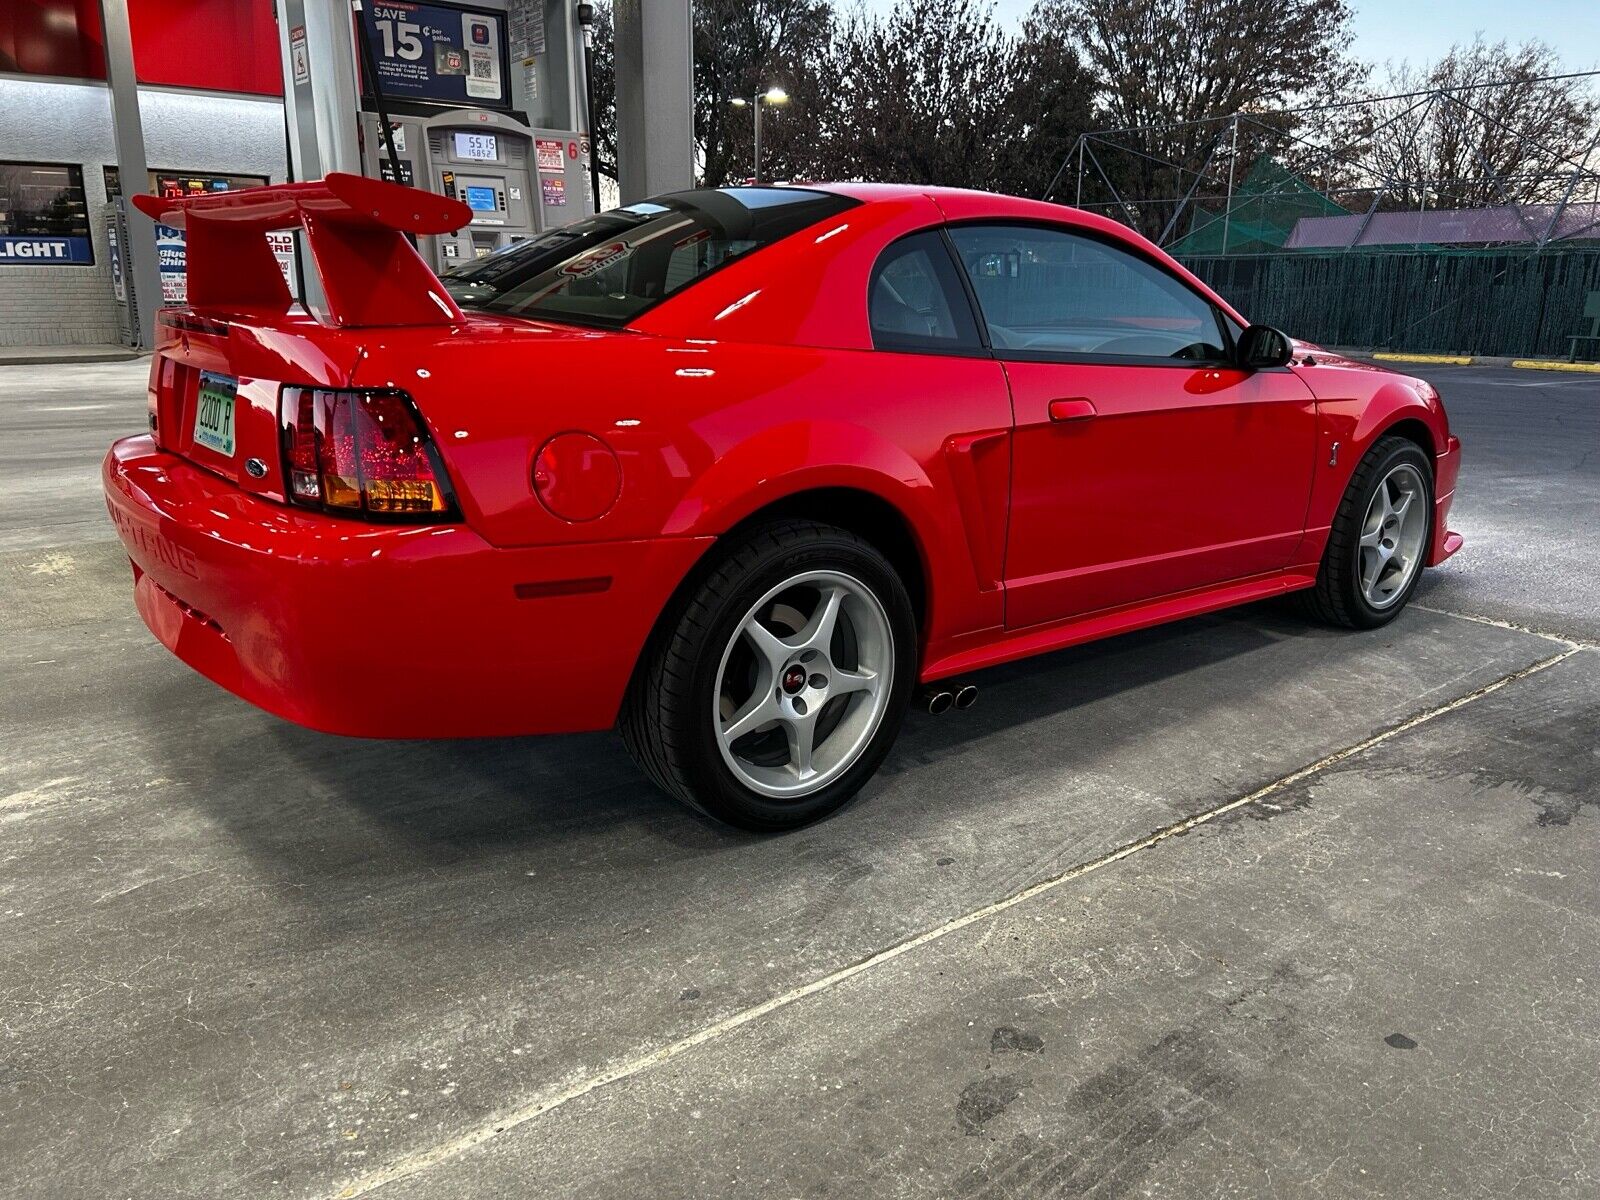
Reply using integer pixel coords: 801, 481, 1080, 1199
464, 186, 498, 212
454, 132, 499, 162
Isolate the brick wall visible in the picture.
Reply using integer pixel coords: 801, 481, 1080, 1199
0, 77, 287, 348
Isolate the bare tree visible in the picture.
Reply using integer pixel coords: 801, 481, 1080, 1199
578, 0, 831, 188
1361, 39, 1600, 210
809, 0, 1011, 187
1042, 0, 1361, 235
695, 0, 835, 186
807, 0, 1095, 192
584, 2, 618, 184
991, 6, 1100, 198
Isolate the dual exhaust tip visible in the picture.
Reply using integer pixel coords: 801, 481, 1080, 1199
924, 684, 977, 715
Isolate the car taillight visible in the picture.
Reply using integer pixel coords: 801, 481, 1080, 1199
279, 387, 457, 519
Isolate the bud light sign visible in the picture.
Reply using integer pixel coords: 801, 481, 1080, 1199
0, 235, 93, 264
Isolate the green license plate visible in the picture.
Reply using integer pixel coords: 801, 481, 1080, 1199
193, 371, 237, 457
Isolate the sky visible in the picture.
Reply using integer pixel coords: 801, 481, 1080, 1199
863, 0, 1600, 74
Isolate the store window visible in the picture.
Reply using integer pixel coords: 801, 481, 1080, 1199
0, 162, 94, 266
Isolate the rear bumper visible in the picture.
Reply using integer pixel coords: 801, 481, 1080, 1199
1428, 434, 1463, 566
103, 436, 712, 738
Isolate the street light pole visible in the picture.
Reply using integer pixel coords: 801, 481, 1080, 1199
754, 97, 763, 185
731, 87, 788, 183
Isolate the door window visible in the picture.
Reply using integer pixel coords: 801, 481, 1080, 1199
868, 230, 981, 354
948, 224, 1229, 362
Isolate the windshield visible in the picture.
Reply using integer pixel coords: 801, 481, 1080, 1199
441, 187, 859, 327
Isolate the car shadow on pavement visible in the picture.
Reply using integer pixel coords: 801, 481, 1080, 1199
134, 601, 1302, 886
880, 600, 1321, 780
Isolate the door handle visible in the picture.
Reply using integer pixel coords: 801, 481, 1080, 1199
1048, 397, 1097, 422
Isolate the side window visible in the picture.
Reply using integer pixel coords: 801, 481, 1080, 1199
947, 224, 1228, 362
868, 230, 981, 354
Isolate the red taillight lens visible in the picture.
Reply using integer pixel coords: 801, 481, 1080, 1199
287, 388, 321, 502
279, 388, 456, 519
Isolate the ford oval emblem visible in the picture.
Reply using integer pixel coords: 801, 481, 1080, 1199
245, 457, 268, 479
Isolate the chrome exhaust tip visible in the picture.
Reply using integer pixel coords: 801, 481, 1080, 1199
925, 690, 954, 715
953, 684, 978, 710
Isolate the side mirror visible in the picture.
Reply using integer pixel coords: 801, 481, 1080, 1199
1237, 324, 1293, 369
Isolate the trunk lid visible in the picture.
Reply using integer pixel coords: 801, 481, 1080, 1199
148, 313, 363, 503
134, 173, 472, 505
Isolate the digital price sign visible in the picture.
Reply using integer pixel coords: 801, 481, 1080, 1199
453, 131, 499, 161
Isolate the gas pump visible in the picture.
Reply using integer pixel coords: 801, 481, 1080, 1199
427, 112, 535, 262
360, 108, 589, 270
347, 0, 593, 274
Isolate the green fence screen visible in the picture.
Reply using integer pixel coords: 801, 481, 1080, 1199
1180, 247, 1600, 358
1168, 159, 1349, 256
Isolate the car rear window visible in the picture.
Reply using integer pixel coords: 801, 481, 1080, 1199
441, 187, 859, 327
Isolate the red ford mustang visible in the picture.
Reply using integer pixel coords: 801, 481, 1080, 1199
104, 174, 1461, 829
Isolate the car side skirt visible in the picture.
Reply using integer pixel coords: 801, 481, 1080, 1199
922, 568, 1319, 682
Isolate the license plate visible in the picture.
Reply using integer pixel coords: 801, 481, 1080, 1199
193, 371, 237, 457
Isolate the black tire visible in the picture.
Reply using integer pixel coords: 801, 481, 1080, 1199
1301, 434, 1434, 629
620, 520, 918, 831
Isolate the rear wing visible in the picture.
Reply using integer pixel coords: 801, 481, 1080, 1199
132, 173, 472, 328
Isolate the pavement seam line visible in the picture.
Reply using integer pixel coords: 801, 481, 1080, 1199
331, 645, 1583, 1200
1411, 603, 1593, 649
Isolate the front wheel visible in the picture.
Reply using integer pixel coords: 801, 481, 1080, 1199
1302, 434, 1435, 629
621, 520, 918, 830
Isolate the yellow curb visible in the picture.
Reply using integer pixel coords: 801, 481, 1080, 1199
1509, 359, 1600, 373
1372, 352, 1474, 365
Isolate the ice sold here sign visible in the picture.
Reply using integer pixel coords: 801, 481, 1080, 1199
360, 2, 507, 108
151, 227, 298, 305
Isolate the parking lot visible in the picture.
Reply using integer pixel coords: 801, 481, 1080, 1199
2, 360, 1596, 1198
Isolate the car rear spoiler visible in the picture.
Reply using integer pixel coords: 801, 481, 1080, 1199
131, 172, 472, 328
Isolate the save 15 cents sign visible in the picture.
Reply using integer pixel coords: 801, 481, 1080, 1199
360, 1, 507, 108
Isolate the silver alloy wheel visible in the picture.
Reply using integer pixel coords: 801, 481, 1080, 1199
712, 569, 894, 800
1358, 462, 1428, 609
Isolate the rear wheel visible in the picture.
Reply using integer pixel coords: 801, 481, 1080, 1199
1302, 435, 1434, 628
622, 520, 917, 830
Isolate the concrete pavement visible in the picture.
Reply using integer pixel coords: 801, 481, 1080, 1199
1, 361, 1595, 1199
383, 649, 1596, 1200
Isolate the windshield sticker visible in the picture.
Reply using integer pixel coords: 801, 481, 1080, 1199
560, 240, 630, 277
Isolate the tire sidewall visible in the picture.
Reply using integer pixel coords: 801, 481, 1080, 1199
1344, 439, 1434, 627
679, 533, 917, 830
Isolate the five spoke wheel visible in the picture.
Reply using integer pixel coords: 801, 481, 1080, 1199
1357, 462, 1428, 609
713, 571, 893, 799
